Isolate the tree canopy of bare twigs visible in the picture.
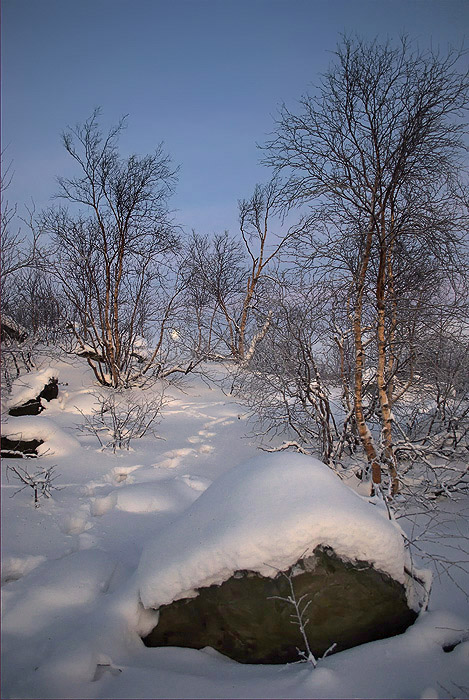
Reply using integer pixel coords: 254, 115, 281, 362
182, 179, 299, 364
262, 35, 469, 496
40, 109, 183, 387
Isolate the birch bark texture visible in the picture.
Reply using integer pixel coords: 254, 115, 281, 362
263, 36, 469, 493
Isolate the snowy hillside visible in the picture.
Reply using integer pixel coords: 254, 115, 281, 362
1, 356, 468, 699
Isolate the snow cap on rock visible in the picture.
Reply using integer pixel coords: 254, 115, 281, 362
137, 453, 406, 609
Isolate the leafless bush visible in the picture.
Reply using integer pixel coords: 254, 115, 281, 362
78, 387, 165, 452
1, 336, 35, 394
6, 463, 61, 507
232, 280, 351, 469
397, 498, 469, 602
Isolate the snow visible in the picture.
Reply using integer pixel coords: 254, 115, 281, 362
2, 549, 118, 636
2, 415, 80, 456
1, 554, 46, 583
99, 478, 202, 515
1, 355, 468, 699
137, 452, 407, 609
6, 365, 60, 408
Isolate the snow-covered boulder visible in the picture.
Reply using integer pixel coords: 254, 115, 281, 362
137, 453, 425, 663
1, 314, 28, 343
8, 368, 59, 416
1, 416, 80, 457
143, 545, 419, 663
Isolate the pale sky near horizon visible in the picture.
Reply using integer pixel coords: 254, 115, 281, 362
2, 0, 468, 237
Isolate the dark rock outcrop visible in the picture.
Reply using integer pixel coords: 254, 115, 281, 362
8, 377, 59, 417
38, 377, 59, 403
142, 546, 418, 664
8, 398, 44, 417
1, 316, 28, 343
1, 436, 44, 458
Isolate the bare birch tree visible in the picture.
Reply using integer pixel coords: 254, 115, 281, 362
236, 179, 295, 361
182, 230, 246, 359
182, 180, 295, 364
41, 110, 183, 387
1, 161, 48, 388
264, 36, 469, 495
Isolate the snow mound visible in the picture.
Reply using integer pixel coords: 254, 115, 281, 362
2, 416, 80, 456
137, 453, 407, 609
7, 367, 60, 409
114, 479, 200, 513
2, 549, 118, 636
1, 554, 46, 584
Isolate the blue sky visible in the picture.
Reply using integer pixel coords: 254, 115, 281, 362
2, 0, 468, 236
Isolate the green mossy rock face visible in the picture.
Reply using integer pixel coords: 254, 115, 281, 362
142, 546, 417, 664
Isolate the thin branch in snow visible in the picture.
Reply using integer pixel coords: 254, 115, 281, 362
266, 556, 336, 668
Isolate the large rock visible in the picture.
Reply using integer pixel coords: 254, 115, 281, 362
8, 377, 58, 417
1, 315, 28, 343
0, 436, 44, 458
137, 453, 428, 664
142, 546, 418, 664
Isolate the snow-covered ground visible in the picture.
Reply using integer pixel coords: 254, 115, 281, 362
1, 356, 468, 699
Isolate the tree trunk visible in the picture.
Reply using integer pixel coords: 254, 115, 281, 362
353, 226, 381, 491
376, 213, 399, 496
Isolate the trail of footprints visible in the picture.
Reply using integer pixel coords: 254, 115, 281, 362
3, 412, 234, 585
62, 412, 232, 539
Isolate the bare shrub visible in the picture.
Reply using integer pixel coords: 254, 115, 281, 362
41, 109, 186, 388
6, 463, 61, 508
78, 387, 165, 452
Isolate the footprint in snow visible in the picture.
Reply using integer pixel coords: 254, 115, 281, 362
198, 444, 214, 454
105, 464, 142, 485
155, 447, 198, 469
90, 493, 117, 516
80, 479, 112, 497
202, 417, 236, 428
178, 474, 212, 492
187, 435, 203, 444
60, 513, 92, 535
1, 554, 46, 584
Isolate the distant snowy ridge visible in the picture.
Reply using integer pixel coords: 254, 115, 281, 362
137, 453, 408, 610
